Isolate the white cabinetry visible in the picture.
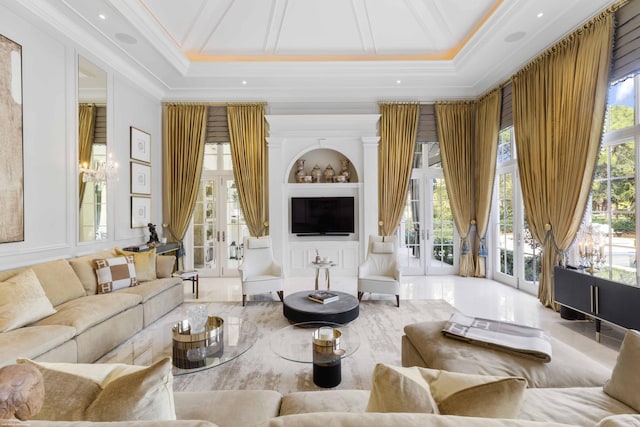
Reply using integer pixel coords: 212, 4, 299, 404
266, 114, 380, 277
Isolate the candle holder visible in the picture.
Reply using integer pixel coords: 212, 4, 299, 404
577, 224, 606, 275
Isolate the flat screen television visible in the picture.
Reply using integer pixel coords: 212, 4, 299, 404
291, 196, 355, 235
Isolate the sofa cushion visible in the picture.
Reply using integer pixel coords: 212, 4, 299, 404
33, 293, 142, 334
0, 269, 56, 332
27, 422, 218, 427
519, 387, 636, 426
19, 357, 175, 421
279, 390, 369, 415
0, 325, 76, 366
403, 320, 611, 388
68, 249, 117, 295
255, 413, 580, 427
94, 256, 138, 294
366, 364, 436, 414
604, 329, 640, 412
366, 364, 526, 419
156, 255, 176, 278
116, 248, 157, 282
117, 277, 182, 303
174, 390, 282, 427
0, 259, 87, 307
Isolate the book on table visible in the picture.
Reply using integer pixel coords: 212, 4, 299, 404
441, 311, 553, 363
308, 291, 340, 304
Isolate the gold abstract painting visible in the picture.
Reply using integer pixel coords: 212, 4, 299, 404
0, 34, 23, 243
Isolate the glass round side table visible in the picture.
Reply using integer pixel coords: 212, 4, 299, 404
270, 321, 360, 387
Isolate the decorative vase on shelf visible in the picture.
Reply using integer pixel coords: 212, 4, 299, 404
295, 158, 306, 183
311, 164, 322, 183
340, 159, 350, 182
324, 164, 335, 183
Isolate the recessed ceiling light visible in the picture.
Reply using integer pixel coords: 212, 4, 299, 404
241, 80, 247, 85
396, 80, 402, 84
537, 12, 544, 18
115, 33, 138, 45
98, 13, 107, 20
504, 31, 526, 43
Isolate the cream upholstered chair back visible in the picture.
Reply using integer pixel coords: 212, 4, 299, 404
239, 236, 284, 306
357, 235, 401, 307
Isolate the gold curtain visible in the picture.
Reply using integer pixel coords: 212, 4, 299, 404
78, 103, 96, 208
163, 104, 208, 242
378, 103, 419, 236
513, 12, 614, 306
473, 90, 501, 277
227, 103, 268, 237
436, 102, 475, 277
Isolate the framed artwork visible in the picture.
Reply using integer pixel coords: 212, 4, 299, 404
131, 196, 151, 228
130, 161, 151, 195
0, 34, 23, 244
130, 127, 151, 163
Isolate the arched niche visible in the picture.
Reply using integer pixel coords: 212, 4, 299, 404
287, 148, 358, 183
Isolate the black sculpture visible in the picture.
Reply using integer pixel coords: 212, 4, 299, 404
147, 223, 159, 245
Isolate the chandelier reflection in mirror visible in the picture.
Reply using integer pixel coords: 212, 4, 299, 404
79, 153, 119, 182
577, 224, 606, 274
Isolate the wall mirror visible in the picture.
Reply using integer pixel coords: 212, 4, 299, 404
78, 55, 108, 242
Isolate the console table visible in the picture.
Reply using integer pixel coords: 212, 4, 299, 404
553, 266, 640, 341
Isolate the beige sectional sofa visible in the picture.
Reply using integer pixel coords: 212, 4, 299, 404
0, 248, 183, 366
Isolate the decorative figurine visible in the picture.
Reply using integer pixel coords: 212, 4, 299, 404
340, 159, 351, 182
311, 164, 322, 183
147, 223, 159, 245
324, 164, 335, 183
295, 158, 306, 183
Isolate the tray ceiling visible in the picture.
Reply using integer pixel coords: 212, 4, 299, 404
15, 0, 618, 103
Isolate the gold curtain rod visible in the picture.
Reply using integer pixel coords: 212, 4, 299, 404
163, 101, 267, 107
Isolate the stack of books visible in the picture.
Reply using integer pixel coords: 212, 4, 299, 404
308, 291, 339, 304
122, 244, 150, 252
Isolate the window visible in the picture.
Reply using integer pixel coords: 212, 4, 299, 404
585, 76, 637, 284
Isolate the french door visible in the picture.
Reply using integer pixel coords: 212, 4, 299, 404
494, 165, 539, 294
187, 173, 248, 277
397, 169, 458, 275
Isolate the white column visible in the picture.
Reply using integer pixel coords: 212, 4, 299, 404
362, 137, 380, 257
266, 137, 284, 264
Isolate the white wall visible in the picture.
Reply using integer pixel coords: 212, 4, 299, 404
0, 3, 163, 269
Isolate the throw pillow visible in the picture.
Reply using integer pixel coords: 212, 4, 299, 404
0, 269, 56, 332
372, 241, 394, 254
366, 364, 437, 413
17, 357, 176, 421
248, 237, 270, 249
603, 329, 640, 412
115, 247, 157, 282
94, 255, 138, 294
365, 363, 526, 418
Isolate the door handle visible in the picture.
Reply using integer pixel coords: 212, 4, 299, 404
216, 231, 220, 242
222, 231, 226, 242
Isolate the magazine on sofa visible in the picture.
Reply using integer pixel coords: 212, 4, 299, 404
441, 312, 553, 363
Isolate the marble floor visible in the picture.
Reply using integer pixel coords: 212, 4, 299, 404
183, 274, 623, 370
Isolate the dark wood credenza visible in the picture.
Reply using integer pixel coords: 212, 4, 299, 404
553, 266, 640, 341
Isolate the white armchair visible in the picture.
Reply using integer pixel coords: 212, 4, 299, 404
238, 236, 284, 306
357, 235, 401, 307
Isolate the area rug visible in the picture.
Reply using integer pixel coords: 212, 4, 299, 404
172, 299, 454, 394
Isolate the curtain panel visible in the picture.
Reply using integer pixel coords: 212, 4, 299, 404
378, 103, 419, 236
163, 104, 208, 244
512, 12, 614, 307
436, 102, 476, 277
78, 103, 96, 208
227, 103, 268, 237
473, 90, 501, 277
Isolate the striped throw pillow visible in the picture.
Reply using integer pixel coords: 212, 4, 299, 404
94, 256, 138, 294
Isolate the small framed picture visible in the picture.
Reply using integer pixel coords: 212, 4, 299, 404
130, 161, 151, 195
131, 196, 151, 228
130, 127, 151, 163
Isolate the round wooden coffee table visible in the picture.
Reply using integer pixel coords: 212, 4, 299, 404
283, 290, 359, 324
